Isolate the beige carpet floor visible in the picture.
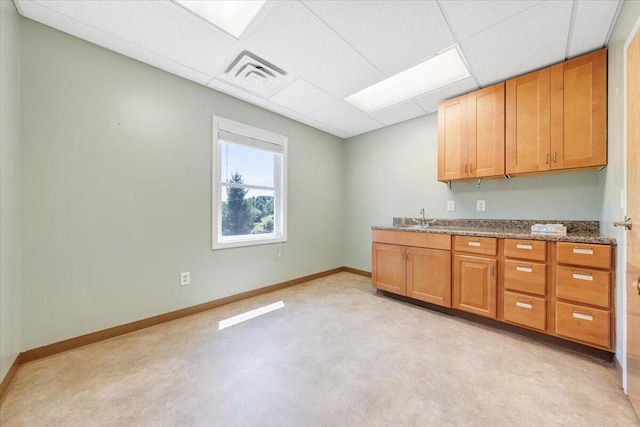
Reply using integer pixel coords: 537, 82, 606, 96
1, 272, 638, 426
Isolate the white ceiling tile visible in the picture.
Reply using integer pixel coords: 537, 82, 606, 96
568, 0, 621, 58
241, 1, 384, 98
461, 1, 573, 86
269, 79, 337, 116
21, 0, 239, 76
208, 78, 303, 121
307, 100, 384, 136
413, 78, 480, 114
369, 101, 426, 126
439, 0, 543, 41
14, 0, 622, 137
302, 0, 454, 76
16, 0, 211, 84
295, 116, 352, 139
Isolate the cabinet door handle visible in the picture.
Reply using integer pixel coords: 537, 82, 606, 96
516, 242, 533, 250
470, 163, 474, 173
516, 264, 533, 273
490, 266, 495, 277
464, 164, 467, 173
546, 153, 550, 164
516, 299, 533, 309
573, 310, 593, 321
554, 152, 558, 163
572, 271, 593, 281
573, 246, 594, 255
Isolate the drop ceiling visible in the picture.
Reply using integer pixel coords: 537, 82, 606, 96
13, 0, 622, 139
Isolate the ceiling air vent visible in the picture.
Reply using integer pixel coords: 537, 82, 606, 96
222, 51, 291, 97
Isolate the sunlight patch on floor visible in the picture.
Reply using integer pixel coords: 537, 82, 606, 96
218, 301, 285, 330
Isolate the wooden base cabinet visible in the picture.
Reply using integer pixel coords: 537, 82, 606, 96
372, 243, 406, 295
553, 242, 615, 350
453, 255, 497, 318
372, 231, 452, 307
373, 231, 616, 353
407, 247, 451, 307
452, 236, 498, 319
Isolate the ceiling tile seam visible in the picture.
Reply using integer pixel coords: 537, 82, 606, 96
564, 0, 580, 60
266, 80, 339, 116
447, 0, 545, 43
434, 0, 481, 89
19, 0, 219, 79
297, 114, 352, 137
604, 0, 625, 47
298, 1, 386, 77
207, 76, 300, 111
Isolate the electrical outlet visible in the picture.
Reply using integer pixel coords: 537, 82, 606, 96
447, 200, 455, 211
180, 272, 190, 286
476, 200, 486, 212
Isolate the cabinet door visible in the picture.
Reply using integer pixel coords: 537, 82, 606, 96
550, 49, 606, 170
438, 94, 468, 181
372, 243, 406, 295
407, 247, 451, 307
506, 68, 551, 174
468, 83, 505, 178
453, 255, 497, 318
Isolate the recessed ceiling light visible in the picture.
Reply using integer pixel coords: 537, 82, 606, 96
345, 46, 471, 113
175, 0, 266, 39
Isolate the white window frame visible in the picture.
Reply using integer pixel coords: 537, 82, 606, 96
212, 116, 287, 250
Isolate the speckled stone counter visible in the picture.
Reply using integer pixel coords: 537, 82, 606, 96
371, 218, 616, 245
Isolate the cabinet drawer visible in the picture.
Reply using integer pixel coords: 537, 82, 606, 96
454, 236, 497, 256
556, 266, 610, 308
372, 230, 451, 250
556, 242, 611, 269
555, 301, 610, 348
504, 291, 546, 331
503, 260, 546, 296
504, 239, 546, 261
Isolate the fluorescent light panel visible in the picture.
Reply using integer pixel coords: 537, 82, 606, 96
218, 301, 285, 330
345, 47, 471, 113
176, 0, 266, 38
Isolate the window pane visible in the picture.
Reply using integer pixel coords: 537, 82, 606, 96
221, 188, 276, 237
220, 140, 275, 187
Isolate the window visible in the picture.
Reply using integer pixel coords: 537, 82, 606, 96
212, 116, 287, 249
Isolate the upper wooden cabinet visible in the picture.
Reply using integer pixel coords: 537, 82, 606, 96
438, 83, 504, 182
506, 49, 607, 175
550, 49, 607, 170
438, 94, 467, 181
505, 68, 551, 174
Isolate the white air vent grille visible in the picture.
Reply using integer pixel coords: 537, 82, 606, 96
222, 51, 292, 97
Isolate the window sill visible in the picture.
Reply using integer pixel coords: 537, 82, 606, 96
212, 236, 287, 250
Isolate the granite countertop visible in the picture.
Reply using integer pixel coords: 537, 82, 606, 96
372, 218, 616, 245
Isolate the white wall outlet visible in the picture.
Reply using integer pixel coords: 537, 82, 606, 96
447, 200, 455, 211
476, 200, 486, 212
180, 272, 190, 286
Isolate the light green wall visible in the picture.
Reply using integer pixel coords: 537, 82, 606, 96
0, 0, 22, 380
20, 19, 345, 350
343, 114, 602, 271
600, 0, 640, 383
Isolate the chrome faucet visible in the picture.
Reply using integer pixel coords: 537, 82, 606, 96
417, 208, 436, 227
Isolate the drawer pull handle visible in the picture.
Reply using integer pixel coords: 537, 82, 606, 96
573, 247, 594, 255
468, 241, 481, 247
572, 310, 593, 321
572, 272, 593, 281
516, 300, 533, 310
516, 243, 533, 250
516, 265, 533, 273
